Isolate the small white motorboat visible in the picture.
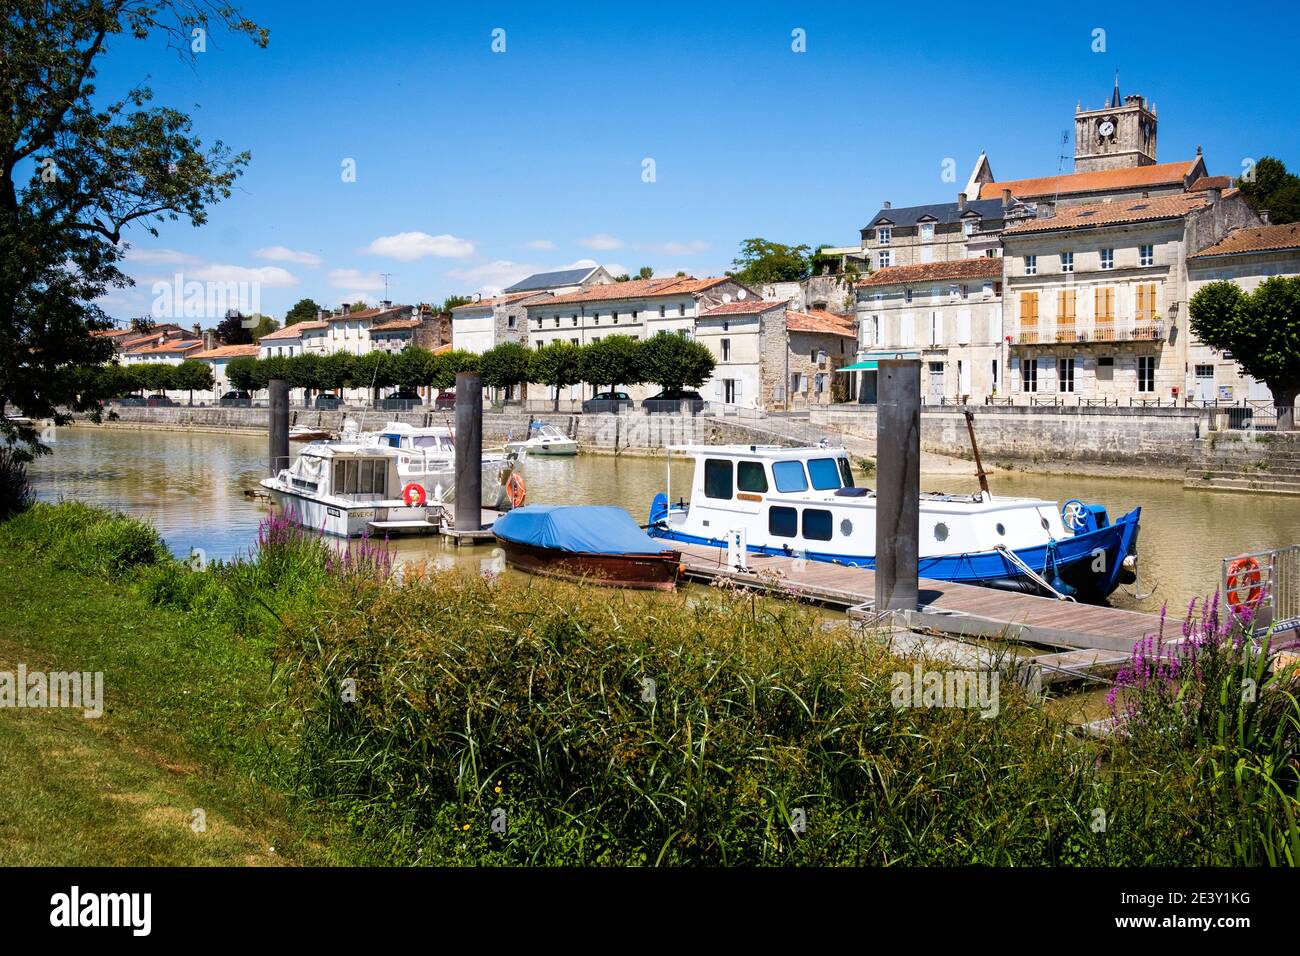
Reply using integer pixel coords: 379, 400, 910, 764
353, 421, 524, 509
505, 421, 577, 457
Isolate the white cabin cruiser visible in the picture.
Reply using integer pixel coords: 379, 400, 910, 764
505, 421, 578, 457
260, 442, 440, 538
647, 444, 1140, 602
347, 421, 523, 510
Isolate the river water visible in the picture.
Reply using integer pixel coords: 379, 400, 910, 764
27, 425, 1300, 615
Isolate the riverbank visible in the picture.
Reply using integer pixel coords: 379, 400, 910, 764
1, 500, 1296, 865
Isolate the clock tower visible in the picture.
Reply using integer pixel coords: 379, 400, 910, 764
1074, 75, 1158, 172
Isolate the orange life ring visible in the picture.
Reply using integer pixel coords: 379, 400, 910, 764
505, 472, 526, 509
402, 482, 427, 508
1226, 556, 1262, 608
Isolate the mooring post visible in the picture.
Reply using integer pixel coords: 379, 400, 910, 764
454, 371, 483, 532
874, 359, 920, 613
268, 379, 289, 477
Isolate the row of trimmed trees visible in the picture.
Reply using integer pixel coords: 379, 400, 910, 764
93, 361, 216, 404
216, 333, 717, 408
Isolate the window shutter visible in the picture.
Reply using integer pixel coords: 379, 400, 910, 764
900, 312, 915, 346
955, 309, 972, 345
931, 311, 943, 346
1010, 356, 1021, 393
1038, 356, 1056, 393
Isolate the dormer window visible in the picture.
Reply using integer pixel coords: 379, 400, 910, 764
919, 222, 935, 242
963, 218, 978, 236
877, 226, 892, 245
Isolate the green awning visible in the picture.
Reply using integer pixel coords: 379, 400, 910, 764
836, 352, 922, 372
836, 361, 880, 371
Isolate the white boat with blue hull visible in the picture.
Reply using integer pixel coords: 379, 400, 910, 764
646, 445, 1141, 602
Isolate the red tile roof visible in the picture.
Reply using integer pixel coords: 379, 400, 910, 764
1188, 222, 1300, 259
536, 276, 734, 308
978, 160, 1200, 202
857, 256, 1003, 287
258, 323, 306, 340
786, 309, 856, 337
191, 344, 261, 360
1001, 193, 1208, 235
326, 306, 407, 324
450, 291, 548, 312
1189, 175, 1232, 192
371, 317, 421, 332
700, 298, 785, 316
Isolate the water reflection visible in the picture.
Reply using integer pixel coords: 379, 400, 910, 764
27, 426, 1300, 613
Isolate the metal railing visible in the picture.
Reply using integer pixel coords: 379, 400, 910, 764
1221, 545, 1300, 636
1009, 320, 1165, 345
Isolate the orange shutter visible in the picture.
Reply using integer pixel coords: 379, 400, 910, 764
1135, 284, 1148, 323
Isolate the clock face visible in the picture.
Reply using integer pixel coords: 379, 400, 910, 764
1098, 120, 1116, 138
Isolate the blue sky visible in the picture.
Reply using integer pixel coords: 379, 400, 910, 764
93, 0, 1300, 323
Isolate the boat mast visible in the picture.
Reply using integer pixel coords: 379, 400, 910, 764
963, 410, 991, 498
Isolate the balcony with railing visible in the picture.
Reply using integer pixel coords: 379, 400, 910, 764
1010, 318, 1165, 346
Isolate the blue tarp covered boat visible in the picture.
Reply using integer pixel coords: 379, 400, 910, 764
493, 505, 681, 590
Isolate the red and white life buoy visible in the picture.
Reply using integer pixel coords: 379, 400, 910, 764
505, 472, 526, 509
402, 482, 427, 508
1226, 556, 1262, 609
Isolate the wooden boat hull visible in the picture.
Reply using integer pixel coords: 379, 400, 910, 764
494, 536, 680, 590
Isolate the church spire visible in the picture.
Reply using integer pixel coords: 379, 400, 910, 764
1110, 70, 1121, 108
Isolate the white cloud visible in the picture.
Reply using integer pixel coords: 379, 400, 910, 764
329, 268, 388, 291
557, 258, 600, 270
524, 239, 555, 250
122, 247, 201, 266
603, 263, 629, 277
193, 264, 298, 287
255, 245, 323, 268
576, 233, 624, 251
446, 260, 538, 296
365, 231, 475, 261
646, 240, 710, 256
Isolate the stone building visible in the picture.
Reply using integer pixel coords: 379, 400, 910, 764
859, 193, 1009, 272
450, 291, 551, 354
854, 257, 1004, 404
769, 309, 858, 409
695, 299, 785, 407
1000, 186, 1260, 403
524, 275, 758, 402
1185, 222, 1300, 402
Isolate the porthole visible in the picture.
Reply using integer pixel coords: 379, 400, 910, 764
840, 518, 853, 537
934, 522, 949, 542
996, 522, 1006, 536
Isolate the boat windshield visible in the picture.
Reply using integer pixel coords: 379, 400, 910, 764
806, 457, 843, 491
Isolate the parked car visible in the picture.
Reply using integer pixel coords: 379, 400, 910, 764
380, 388, 423, 411
115, 395, 146, 407
314, 393, 343, 410
582, 390, 635, 414
433, 391, 456, 410
218, 389, 252, 408
642, 389, 705, 414
145, 394, 177, 408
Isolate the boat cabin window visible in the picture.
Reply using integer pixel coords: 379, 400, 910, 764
769, 506, 798, 537
838, 457, 856, 488
737, 460, 768, 493
802, 508, 833, 541
408, 436, 442, 450
333, 458, 388, 496
807, 458, 842, 491
771, 460, 808, 493
704, 458, 733, 499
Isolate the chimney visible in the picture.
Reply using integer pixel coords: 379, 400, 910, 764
380, 299, 392, 310
341, 302, 351, 315
1001, 188, 1012, 210
317, 308, 329, 321
203, 330, 216, 350
192, 323, 201, 337
883, 201, 892, 210
957, 192, 967, 212
1207, 187, 1221, 206
1260, 209, 1271, 224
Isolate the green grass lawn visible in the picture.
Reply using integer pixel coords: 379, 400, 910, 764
0, 550, 348, 866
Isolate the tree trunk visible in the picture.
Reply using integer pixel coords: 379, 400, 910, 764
1272, 384, 1298, 431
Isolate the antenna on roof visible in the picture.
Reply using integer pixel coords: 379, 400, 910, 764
380, 273, 394, 302
1052, 129, 1071, 208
